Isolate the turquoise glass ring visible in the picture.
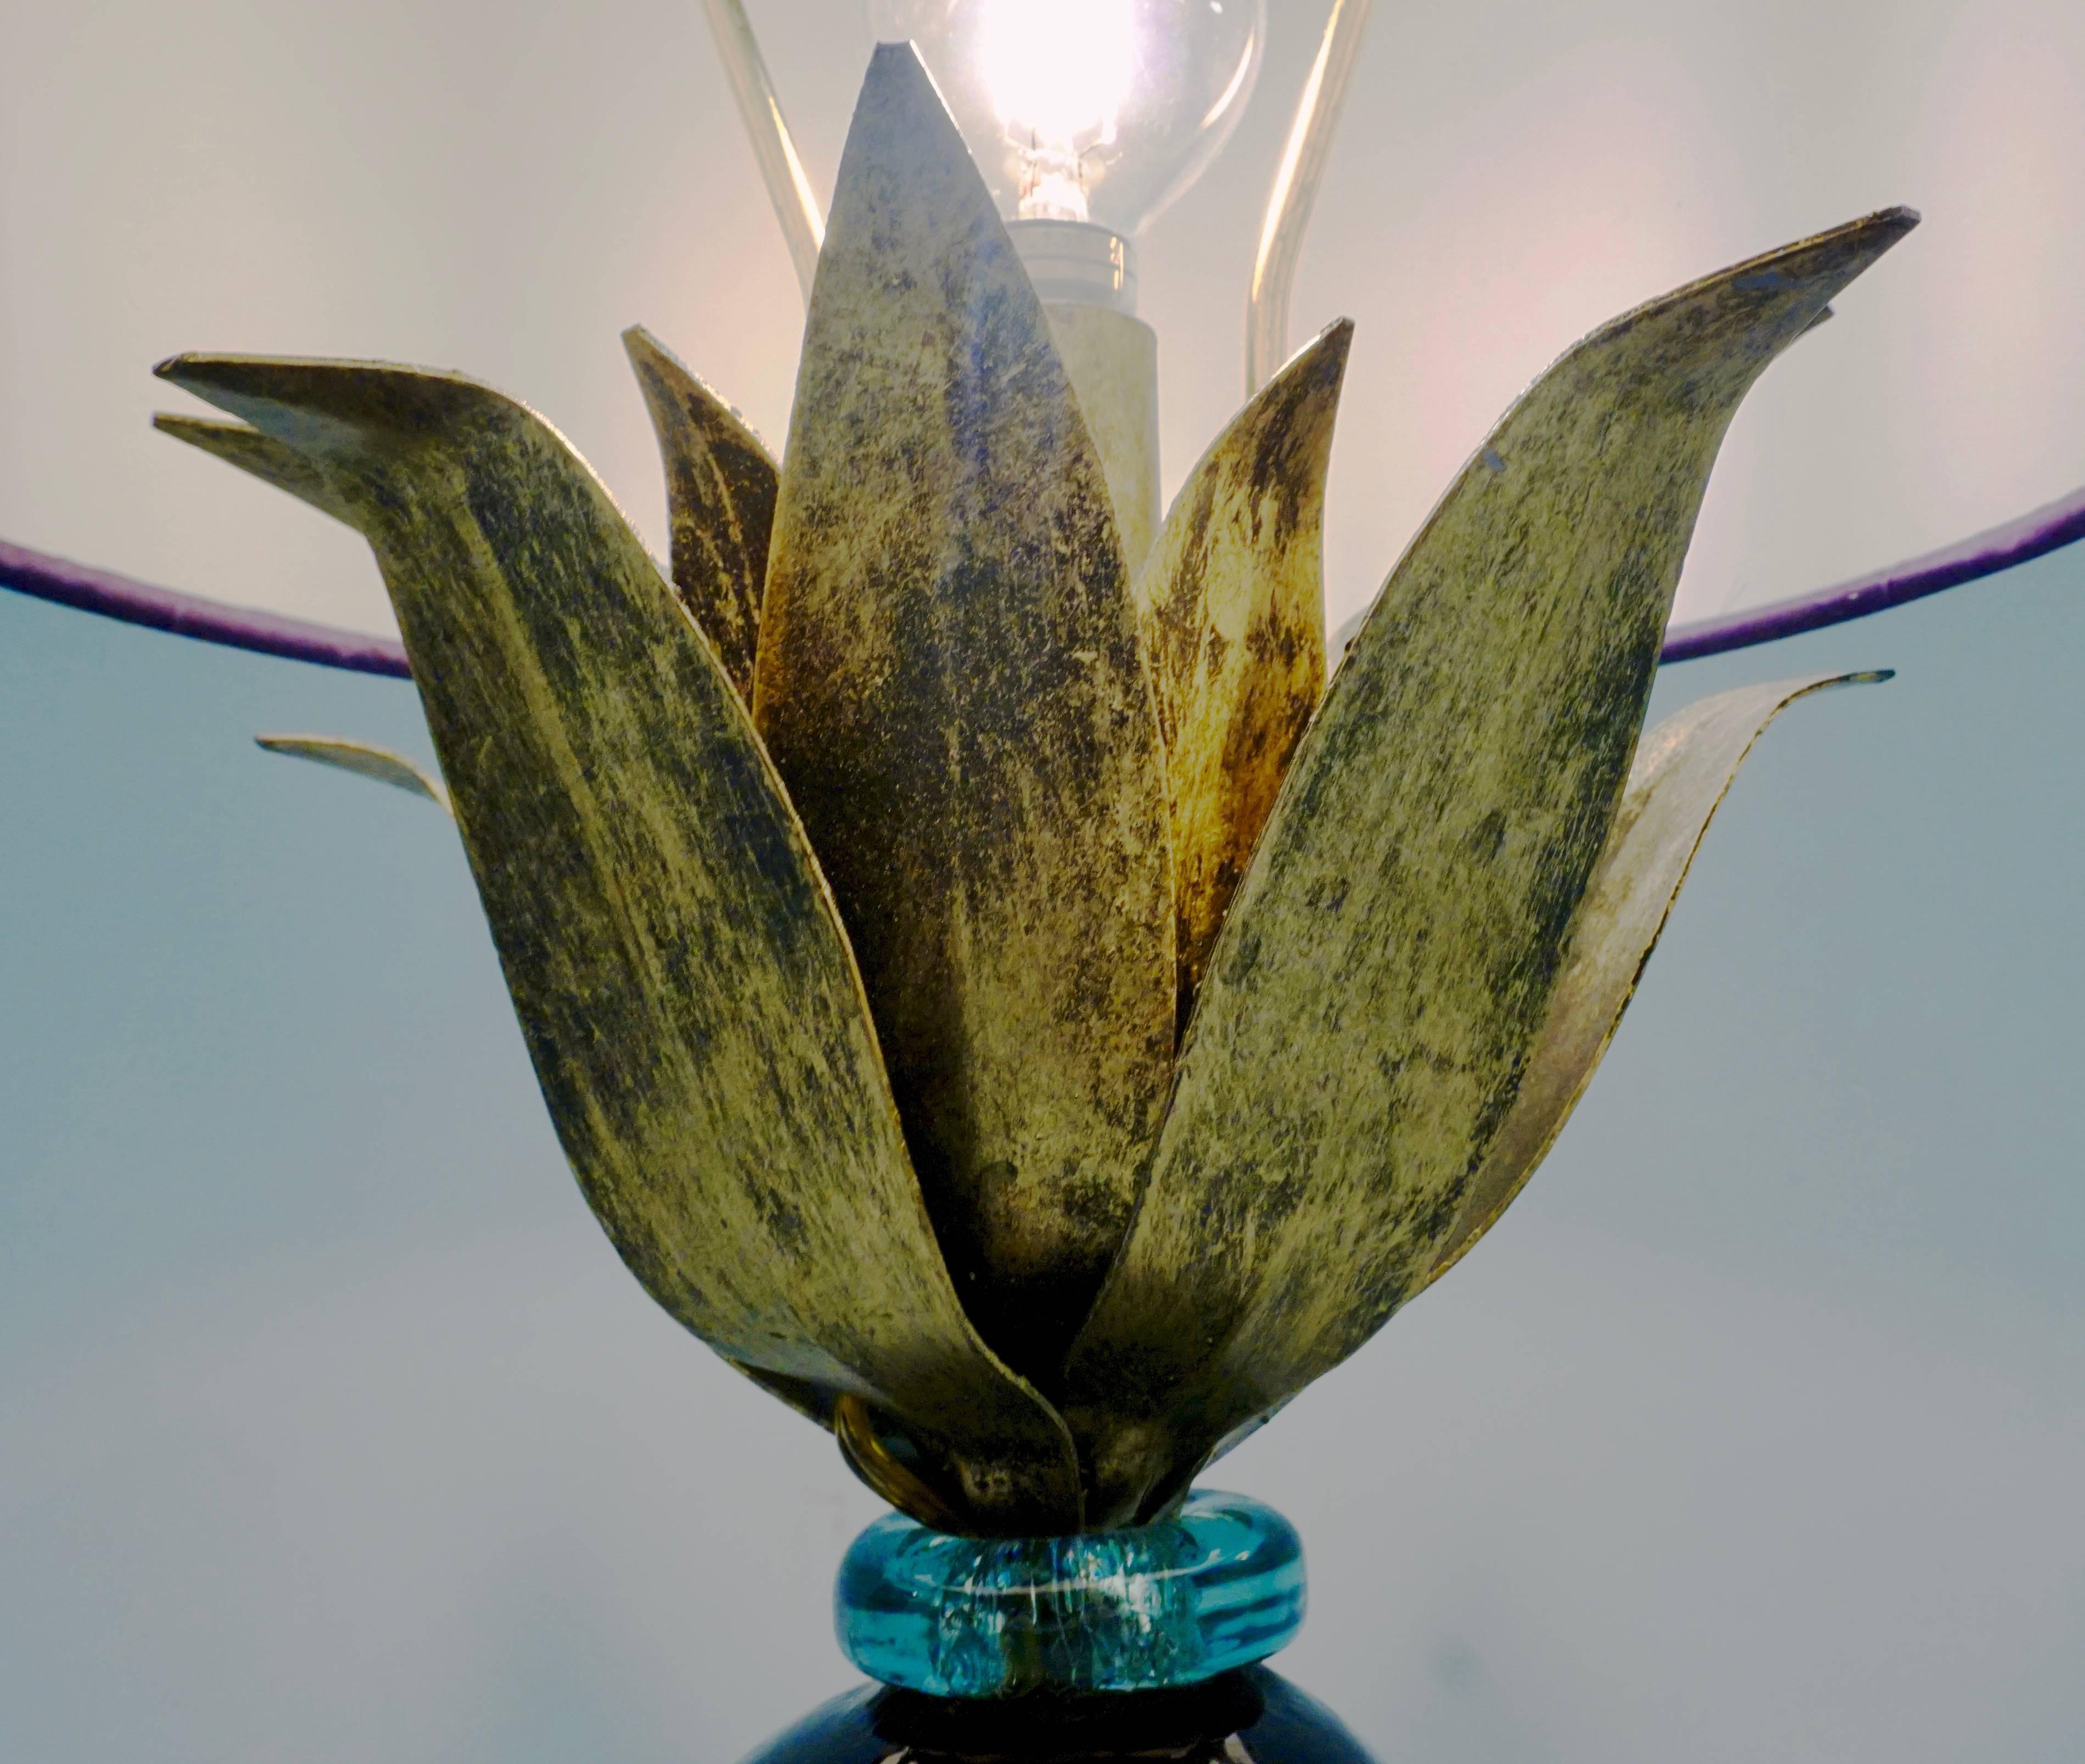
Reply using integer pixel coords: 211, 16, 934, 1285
834, 1490, 1305, 1698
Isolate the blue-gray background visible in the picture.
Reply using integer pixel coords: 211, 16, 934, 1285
3, 1, 2081, 1759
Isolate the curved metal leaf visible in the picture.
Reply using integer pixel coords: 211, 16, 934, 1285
255, 733, 452, 812
1140, 319, 1351, 1016
154, 352, 1083, 1535
154, 413, 355, 525
621, 326, 776, 702
1420, 670, 1892, 1288
752, 45, 1175, 1384
1062, 209, 1918, 1525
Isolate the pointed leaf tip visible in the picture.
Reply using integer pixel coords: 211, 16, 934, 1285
155, 412, 356, 527
755, 31, 1174, 1385
1423, 670, 1895, 1287
161, 351, 1082, 1534
150, 355, 519, 468
255, 733, 452, 812
621, 325, 776, 701
1063, 213, 1913, 1525
1140, 317, 1354, 1020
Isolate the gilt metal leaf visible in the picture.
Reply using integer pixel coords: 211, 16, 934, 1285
1062, 210, 1918, 1525
155, 353, 1083, 1535
622, 325, 776, 702
752, 45, 1176, 1384
1421, 670, 1892, 1287
255, 733, 452, 812
1139, 320, 1352, 1016
154, 412, 355, 525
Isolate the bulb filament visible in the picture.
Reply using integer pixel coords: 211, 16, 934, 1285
979, 0, 1137, 222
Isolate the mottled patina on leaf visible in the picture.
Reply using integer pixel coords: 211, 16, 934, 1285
1139, 320, 1350, 1017
1061, 210, 1918, 1526
1422, 670, 1893, 1288
155, 352, 1083, 1536
623, 325, 775, 702
150, 43, 1920, 1535
752, 46, 1176, 1385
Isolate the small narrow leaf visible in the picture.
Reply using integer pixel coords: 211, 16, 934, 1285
1062, 210, 1919, 1525
622, 326, 776, 701
256, 733, 452, 812
154, 413, 355, 525
753, 45, 1175, 1383
1421, 670, 1892, 1287
1140, 319, 1352, 1015
158, 351, 1083, 1536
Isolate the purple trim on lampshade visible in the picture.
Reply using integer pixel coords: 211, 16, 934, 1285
8, 481, 2085, 682
0, 538, 411, 678
1660, 481, 2085, 663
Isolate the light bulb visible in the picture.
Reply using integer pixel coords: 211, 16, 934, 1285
860, 1, 1263, 574
866, 0, 1266, 238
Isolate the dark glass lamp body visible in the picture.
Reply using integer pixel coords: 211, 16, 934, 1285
746, 1666, 1376, 1764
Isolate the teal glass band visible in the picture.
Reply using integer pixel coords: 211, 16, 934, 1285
834, 1489, 1305, 1699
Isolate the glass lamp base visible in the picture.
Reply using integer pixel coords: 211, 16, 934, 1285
743, 1665, 1377, 1764
836, 1490, 1304, 1698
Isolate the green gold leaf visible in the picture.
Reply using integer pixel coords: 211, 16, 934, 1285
1062, 209, 1918, 1525
255, 733, 452, 812
154, 412, 355, 525
752, 45, 1175, 1384
1420, 670, 1892, 1288
621, 325, 776, 702
155, 352, 1083, 1535
1140, 320, 1352, 1018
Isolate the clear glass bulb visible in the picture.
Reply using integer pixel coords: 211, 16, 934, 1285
865, 0, 1267, 235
